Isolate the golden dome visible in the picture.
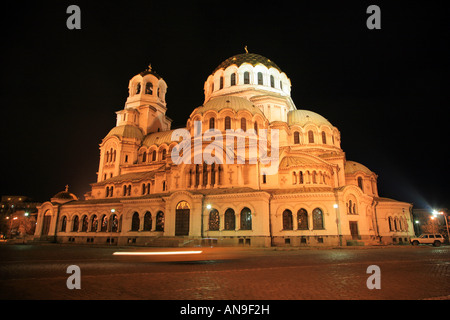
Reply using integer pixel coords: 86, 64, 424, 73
287, 110, 332, 127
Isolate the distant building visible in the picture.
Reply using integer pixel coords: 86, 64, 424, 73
1, 195, 40, 237
34, 52, 414, 246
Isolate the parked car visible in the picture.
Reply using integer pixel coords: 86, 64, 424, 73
410, 234, 445, 247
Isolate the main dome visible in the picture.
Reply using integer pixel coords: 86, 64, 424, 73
213, 53, 282, 73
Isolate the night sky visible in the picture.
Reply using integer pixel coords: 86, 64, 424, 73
1, 1, 448, 210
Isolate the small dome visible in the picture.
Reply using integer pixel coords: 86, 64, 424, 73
51, 186, 78, 203
214, 53, 282, 73
287, 110, 332, 127
143, 129, 176, 147
194, 96, 264, 117
105, 125, 144, 141
345, 161, 374, 176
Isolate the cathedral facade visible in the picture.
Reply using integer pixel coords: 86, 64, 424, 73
35, 52, 414, 247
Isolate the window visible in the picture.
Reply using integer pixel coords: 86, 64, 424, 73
143, 211, 152, 231
142, 151, 147, 163
357, 177, 364, 192
254, 121, 258, 134
90, 215, 98, 232
262, 173, 267, 184
257, 72, 263, 85
224, 208, 235, 230
270, 75, 275, 88
61, 216, 67, 232
322, 131, 327, 144
297, 209, 308, 230
136, 83, 141, 94
283, 210, 293, 230
240, 207, 252, 230
161, 149, 167, 161
308, 130, 314, 143
225, 116, 231, 130
152, 150, 156, 162
110, 214, 119, 232
220, 76, 224, 89
100, 215, 108, 232
81, 215, 88, 232
280, 80, 283, 90
244, 71, 250, 84
294, 131, 300, 144
155, 211, 164, 231
72, 215, 79, 232
209, 209, 220, 230
299, 171, 304, 184
131, 212, 140, 231
209, 117, 215, 129
312, 208, 324, 229
145, 82, 153, 95
230, 73, 236, 86
240, 118, 247, 131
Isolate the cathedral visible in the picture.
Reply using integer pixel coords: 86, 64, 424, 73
34, 52, 415, 247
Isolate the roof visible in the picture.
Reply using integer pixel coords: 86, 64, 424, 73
213, 53, 282, 73
143, 129, 177, 147
287, 110, 333, 127
279, 156, 325, 169
344, 161, 374, 175
93, 170, 160, 186
105, 125, 144, 141
194, 96, 264, 117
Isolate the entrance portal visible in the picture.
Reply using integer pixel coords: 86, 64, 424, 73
175, 201, 190, 236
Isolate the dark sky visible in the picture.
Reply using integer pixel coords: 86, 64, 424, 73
1, 1, 448, 209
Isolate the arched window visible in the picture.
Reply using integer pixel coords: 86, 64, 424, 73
152, 150, 156, 162
131, 212, 140, 231
155, 211, 164, 231
219, 76, 224, 89
61, 216, 67, 232
357, 177, 364, 192
322, 131, 327, 144
110, 214, 119, 232
292, 172, 297, 184
230, 73, 236, 86
142, 151, 147, 163
143, 211, 152, 231
106, 151, 110, 163
224, 208, 235, 230
106, 186, 110, 197
209, 209, 220, 230
244, 71, 250, 84
240, 207, 252, 230
257, 72, 263, 85
72, 215, 79, 232
308, 130, 314, 143
254, 121, 258, 134
224, 116, 231, 130
209, 117, 215, 129
297, 209, 308, 230
280, 80, 283, 90
161, 149, 167, 161
270, 75, 275, 88
312, 208, 324, 230
136, 83, 141, 94
299, 171, 304, 184
90, 215, 98, 232
388, 217, 394, 231
145, 82, 153, 95
283, 209, 293, 230
294, 131, 300, 144
81, 215, 88, 232
240, 118, 247, 131
100, 215, 108, 232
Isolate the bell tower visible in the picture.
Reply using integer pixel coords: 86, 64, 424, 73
123, 64, 172, 135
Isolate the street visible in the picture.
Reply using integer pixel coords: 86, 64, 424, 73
0, 244, 449, 300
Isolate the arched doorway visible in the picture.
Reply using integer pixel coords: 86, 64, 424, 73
42, 210, 52, 235
175, 201, 190, 236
